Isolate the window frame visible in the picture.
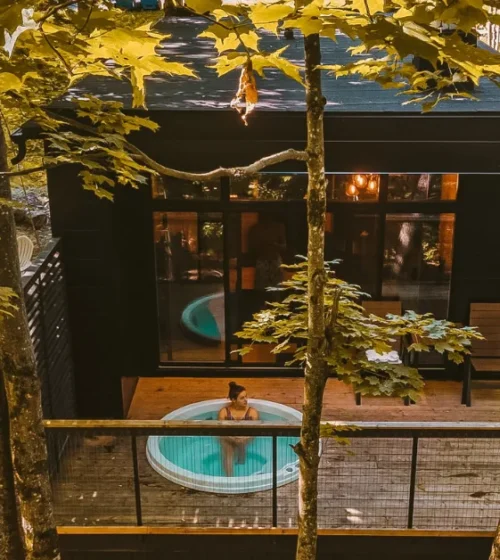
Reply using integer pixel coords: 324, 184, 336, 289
151, 173, 459, 368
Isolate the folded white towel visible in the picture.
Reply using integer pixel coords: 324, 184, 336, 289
365, 349, 402, 364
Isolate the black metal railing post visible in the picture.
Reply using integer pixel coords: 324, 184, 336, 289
407, 436, 419, 529
272, 434, 278, 527
131, 435, 143, 526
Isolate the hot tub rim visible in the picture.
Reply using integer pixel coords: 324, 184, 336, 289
146, 398, 302, 494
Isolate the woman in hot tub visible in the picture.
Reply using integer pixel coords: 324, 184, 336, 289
218, 382, 259, 476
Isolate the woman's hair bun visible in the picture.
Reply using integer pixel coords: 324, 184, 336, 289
228, 381, 245, 400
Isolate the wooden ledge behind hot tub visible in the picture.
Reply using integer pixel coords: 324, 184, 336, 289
125, 377, 500, 422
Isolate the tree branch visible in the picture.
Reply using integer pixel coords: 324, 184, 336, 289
40, 27, 73, 75
44, 111, 309, 180
36, 0, 87, 25
0, 164, 57, 179
129, 145, 309, 181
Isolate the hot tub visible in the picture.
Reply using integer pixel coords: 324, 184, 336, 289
146, 399, 301, 494
180, 292, 225, 344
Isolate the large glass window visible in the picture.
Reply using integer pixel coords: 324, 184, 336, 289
387, 174, 458, 201
382, 213, 455, 318
229, 210, 307, 364
154, 212, 224, 362
325, 213, 379, 295
152, 173, 458, 366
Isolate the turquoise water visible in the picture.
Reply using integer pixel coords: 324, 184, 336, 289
157, 411, 299, 478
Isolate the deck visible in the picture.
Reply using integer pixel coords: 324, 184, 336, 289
50, 377, 500, 533
126, 377, 500, 422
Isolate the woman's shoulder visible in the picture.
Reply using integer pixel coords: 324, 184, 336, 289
247, 406, 259, 419
218, 406, 229, 419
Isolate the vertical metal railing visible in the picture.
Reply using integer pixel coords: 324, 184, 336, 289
272, 434, 278, 527
44, 421, 500, 532
131, 435, 143, 526
23, 238, 77, 420
407, 436, 419, 529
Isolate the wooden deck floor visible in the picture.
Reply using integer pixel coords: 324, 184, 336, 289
126, 377, 500, 422
50, 377, 500, 531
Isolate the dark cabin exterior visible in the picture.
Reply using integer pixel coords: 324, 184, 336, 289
29, 18, 500, 418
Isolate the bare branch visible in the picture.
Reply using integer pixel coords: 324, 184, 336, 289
129, 145, 309, 181
44, 111, 309, 180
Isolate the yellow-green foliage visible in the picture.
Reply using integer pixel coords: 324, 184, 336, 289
236, 260, 483, 402
0, 0, 500, 193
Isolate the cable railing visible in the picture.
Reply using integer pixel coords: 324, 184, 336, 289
44, 420, 500, 534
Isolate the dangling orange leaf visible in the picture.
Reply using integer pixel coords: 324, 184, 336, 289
230, 61, 258, 126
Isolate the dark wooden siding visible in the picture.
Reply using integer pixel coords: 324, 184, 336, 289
449, 174, 500, 323
47, 164, 121, 417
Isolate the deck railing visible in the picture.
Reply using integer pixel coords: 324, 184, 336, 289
23, 239, 76, 420
44, 420, 500, 536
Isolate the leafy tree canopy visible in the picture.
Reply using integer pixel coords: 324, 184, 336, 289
1, 0, 500, 198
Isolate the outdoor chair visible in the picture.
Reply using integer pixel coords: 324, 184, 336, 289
461, 303, 500, 406
17, 235, 34, 272
355, 300, 413, 406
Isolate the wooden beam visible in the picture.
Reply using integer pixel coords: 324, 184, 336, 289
56, 527, 495, 538
43, 419, 500, 432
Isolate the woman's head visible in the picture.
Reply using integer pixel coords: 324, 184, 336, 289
228, 382, 247, 407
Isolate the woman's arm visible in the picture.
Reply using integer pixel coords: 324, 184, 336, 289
218, 407, 228, 420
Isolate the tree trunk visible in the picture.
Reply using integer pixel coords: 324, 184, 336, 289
490, 522, 500, 560
0, 364, 23, 560
0, 122, 60, 560
295, 33, 327, 560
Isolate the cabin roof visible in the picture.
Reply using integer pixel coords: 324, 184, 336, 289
53, 17, 500, 113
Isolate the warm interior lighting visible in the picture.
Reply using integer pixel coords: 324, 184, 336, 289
346, 183, 359, 198
355, 174, 366, 188
367, 177, 378, 193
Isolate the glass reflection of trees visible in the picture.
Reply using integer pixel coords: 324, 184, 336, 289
383, 214, 455, 317
152, 175, 220, 200
231, 174, 307, 200
388, 174, 458, 201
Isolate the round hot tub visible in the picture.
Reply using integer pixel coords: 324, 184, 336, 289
146, 399, 301, 494
180, 292, 225, 344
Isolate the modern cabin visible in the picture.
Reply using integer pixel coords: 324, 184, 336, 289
15, 16, 500, 559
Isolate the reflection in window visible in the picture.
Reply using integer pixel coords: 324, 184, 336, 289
388, 174, 458, 201
152, 175, 220, 200
230, 174, 307, 200
325, 213, 379, 294
154, 212, 224, 362
382, 213, 455, 318
230, 211, 306, 363
330, 174, 380, 201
